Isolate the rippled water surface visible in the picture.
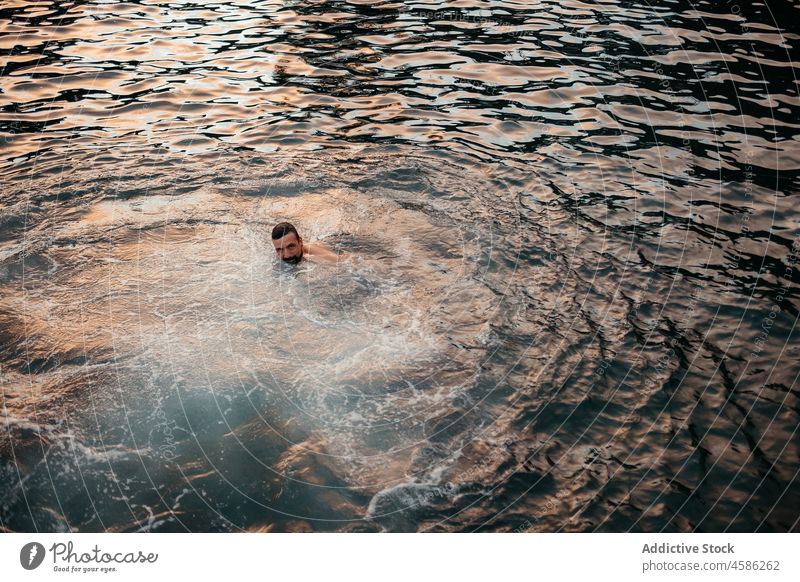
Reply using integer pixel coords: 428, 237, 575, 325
1, 0, 799, 532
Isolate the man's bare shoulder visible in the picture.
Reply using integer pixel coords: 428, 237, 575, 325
305, 241, 348, 263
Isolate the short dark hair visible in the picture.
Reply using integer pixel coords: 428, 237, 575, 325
271, 222, 300, 240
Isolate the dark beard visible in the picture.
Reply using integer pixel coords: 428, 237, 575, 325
283, 254, 302, 264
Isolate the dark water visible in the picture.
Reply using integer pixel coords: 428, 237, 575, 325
1, 0, 799, 533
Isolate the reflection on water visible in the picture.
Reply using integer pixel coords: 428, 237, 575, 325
1, 0, 799, 532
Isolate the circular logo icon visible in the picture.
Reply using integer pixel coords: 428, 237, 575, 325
20, 542, 46, 570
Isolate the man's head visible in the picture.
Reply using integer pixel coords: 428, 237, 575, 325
272, 222, 303, 264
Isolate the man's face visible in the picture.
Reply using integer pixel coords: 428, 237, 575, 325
273, 232, 303, 264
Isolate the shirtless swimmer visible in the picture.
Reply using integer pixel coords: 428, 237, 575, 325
271, 221, 342, 264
